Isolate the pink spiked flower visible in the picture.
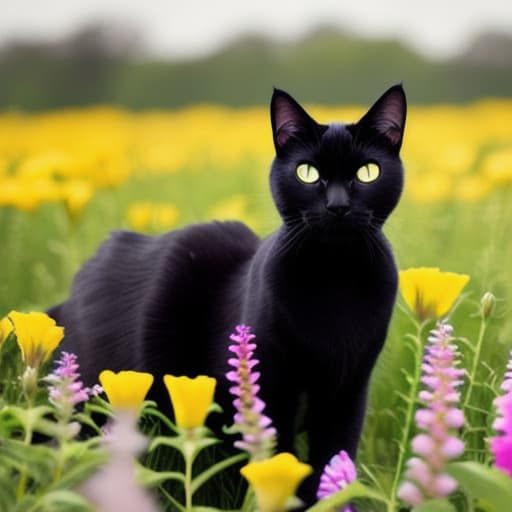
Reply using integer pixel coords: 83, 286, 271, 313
46, 351, 102, 423
489, 350, 512, 477
398, 323, 466, 506
317, 450, 357, 511
226, 325, 276, 461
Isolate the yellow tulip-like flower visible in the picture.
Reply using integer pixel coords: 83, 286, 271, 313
241, 453, 312, 512
99, 370, 154, 412
163, 375, 216, 430
399, 267, 470, 321
0, 316, 13, 345
8, 311, 64, 367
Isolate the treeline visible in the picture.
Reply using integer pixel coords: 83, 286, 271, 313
1, 23, 511, 110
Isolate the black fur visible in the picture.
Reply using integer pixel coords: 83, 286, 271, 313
49, 84, 406, 504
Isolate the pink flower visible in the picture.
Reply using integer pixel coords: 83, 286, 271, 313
489, 351, 512, 477
317, 450, 357, 511
81, 412, 159, 512
46, 352, 102, 424
226, 325, 276, 460
398, 323, 466, 505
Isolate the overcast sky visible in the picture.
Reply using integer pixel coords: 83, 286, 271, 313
2, 0, 512, 59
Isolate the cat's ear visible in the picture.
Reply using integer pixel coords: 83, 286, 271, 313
356, 84, 407, 151
271, 88, 319, 154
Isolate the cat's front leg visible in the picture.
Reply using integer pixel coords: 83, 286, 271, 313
299, 380, 369, 505
256, 345, 301, 454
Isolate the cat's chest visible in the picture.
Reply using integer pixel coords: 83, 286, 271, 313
270, 245, 398, 349
282, 265, 394, 321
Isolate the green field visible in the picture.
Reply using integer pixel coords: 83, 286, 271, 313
1, 103, 512, 510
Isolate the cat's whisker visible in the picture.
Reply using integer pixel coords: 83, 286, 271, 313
276, 222, 309, 258
361, 226, 389, 263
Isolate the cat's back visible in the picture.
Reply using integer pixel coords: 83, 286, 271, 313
52, 221, 260, 381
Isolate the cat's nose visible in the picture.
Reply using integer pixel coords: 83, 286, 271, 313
326, 183, 350, 216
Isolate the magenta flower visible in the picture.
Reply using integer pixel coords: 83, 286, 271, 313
398, 323, 466, 506
317, 450, 357, 511
489, 350, 512, 477
226, 325, 276, 461
46, 351, 102, 422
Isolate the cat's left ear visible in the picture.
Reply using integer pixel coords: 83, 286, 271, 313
356, 84, 407, 151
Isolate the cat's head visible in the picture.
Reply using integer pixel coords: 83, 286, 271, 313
269, 85, 406, 237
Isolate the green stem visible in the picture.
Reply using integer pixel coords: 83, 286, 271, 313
462, 316, 488, 454
388, 322, 425, 511
16, 422, 34, 500
466, 491, 475, 512
240, 486, 255, 512
463, 317, 487, 412
53, 437, 66, 482
184, 440, 194, 512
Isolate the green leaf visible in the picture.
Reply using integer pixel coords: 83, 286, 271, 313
160, 487, 186, 512
82, 401, 113, 419
207, 402, 223, 415
37, 489, 95, 511
0, 472, 16, 511
72, 413, 103, 435
140, 406, 179, 433
0, 332, 23, 394
447, 461, 512, 512
191, 453, 247, 495
46, 448, 107, 492
193, 508, 238, 512
306, 480, 388, 512
413, 498, 457, 512
149, 434, 185, 454
0, 438, 57, 486
190, 437, 221, 463
5, 405, 55, 436
135, 463, 185, 487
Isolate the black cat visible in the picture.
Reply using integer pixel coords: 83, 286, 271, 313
48, 84, 406, 504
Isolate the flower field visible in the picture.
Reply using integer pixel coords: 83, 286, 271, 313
1, 100, 512, 511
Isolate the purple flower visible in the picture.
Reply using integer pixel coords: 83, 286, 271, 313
489, 350, 512, 477
46, 351, 102, 423
317, 450, 357, 511
226, 325, 276, 460
398, 323, 466, 506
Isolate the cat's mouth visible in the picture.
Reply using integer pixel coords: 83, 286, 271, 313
301, 209, 376, 232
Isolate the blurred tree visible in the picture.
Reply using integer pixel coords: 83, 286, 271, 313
460, 30, 512, 67
0, 24, 510, 110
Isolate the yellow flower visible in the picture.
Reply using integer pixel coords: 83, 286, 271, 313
240, 453, 312, 512
99, 370, 154, 412
8, 311, 64, 368
0, 316, 13, 345
154, 204, 179, 229
163, 375, 216, 430
127, 202, 180, 232
208, 194, 260, 232
62, 180, 94, 219
399, 267, 470, 321
127, 203, 152, 231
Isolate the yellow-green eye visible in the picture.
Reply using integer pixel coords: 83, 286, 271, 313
356, 163, 380, 183
296, 163, 320, 184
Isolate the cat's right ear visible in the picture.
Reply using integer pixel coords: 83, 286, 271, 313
270, 89, 319, 155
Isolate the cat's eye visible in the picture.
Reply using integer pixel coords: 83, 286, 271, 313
356, 163, 380, 183
296, 163, 320, 184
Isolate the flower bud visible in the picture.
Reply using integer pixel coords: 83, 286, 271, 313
21, 366, 39, 400
480, 292, 496, 319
